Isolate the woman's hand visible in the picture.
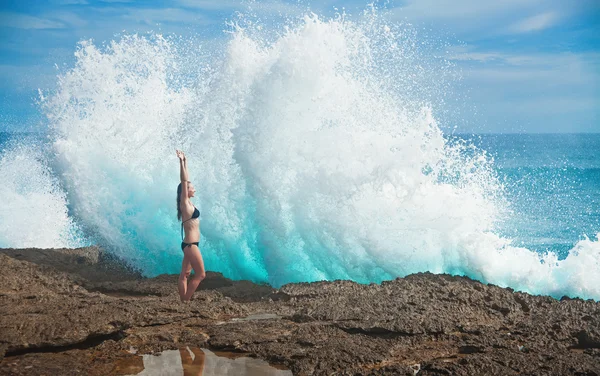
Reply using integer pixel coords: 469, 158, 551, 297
177, 149, 189, 182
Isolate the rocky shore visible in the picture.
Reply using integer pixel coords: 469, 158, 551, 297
0, 247, 599, 375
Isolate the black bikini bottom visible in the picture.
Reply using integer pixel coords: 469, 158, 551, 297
181, 242, 199, 251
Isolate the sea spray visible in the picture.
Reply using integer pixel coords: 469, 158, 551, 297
0, 138, 87, 248
42, 34, 192, 269
1, 9, 598, 299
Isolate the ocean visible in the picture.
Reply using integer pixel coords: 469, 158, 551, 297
0, 14, 598, 300
459, 133, 600, 257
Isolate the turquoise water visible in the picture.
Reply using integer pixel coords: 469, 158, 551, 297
0, 13, 599, 300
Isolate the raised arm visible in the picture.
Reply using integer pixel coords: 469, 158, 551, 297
176, 150, 189, 202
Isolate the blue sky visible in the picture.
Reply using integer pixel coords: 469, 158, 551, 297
0, 0, 598, 133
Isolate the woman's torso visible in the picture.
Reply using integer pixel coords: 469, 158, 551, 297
181, 204, 200, 243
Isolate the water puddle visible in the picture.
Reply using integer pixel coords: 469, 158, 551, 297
114, 347, 292, 375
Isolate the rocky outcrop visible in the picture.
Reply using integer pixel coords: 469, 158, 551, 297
0, 247, 598, 375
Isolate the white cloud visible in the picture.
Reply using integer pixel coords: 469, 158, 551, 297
447, 51, 504, 63
449, 49, 600, 131
386, 0, 581, 40
0, 13, 66, 29
123, 8, 211, 25
57, 0, 89, 5
508, 11, 560, 33
451, 49, 599, 84
246, 1, 308, 16
392, 0, 543, 21
177, 0, 307, 16
47, 11, 89, 28
177, 0, 240, 10
511, 97, 599, 115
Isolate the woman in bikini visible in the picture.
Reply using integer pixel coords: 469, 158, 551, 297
176, 149, 206, 302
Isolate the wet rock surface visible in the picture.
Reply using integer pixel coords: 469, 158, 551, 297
0, 247, 599, 375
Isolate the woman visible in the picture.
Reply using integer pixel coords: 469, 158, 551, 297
176, 149, 206, 302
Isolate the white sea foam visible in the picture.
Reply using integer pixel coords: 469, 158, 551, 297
0, 141, 87, 248
26, 10, 600, 299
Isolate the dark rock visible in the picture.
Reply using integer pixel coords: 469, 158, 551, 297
1, 247, 599, 375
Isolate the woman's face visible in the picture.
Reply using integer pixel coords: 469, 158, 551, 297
187, 183, 195, 197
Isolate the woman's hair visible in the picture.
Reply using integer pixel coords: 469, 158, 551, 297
176, 183, 183, 221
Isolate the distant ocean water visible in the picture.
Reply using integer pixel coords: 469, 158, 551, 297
458, 133, 600, 257
0, 11, 598, 299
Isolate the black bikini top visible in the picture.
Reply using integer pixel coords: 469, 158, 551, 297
184, 207, 200, 222
181, 206, 200, 240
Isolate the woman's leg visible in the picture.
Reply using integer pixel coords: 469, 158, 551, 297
178, 256, 192, 301
183, 244, 206, 301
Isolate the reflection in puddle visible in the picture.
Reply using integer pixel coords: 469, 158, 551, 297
117, 347, 292, 376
